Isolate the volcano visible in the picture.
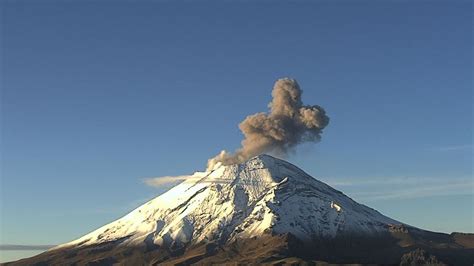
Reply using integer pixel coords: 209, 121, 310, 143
8, 155, 474, 265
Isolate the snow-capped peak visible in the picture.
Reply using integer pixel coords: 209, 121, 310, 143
56, 154, 401, 250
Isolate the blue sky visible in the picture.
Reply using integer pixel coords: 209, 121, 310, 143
1, 0, 472, 250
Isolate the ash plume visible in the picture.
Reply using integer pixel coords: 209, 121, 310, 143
207, 78, 329, 170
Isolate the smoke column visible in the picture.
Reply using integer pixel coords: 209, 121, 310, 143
207, 78, 329, 170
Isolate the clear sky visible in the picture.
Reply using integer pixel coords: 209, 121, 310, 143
1, 0, 472, 253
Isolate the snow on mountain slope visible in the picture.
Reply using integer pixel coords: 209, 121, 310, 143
56, 154, 402, 250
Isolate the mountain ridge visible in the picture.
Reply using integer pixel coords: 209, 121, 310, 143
54, 154, 402, 249
6, 154, 474, 265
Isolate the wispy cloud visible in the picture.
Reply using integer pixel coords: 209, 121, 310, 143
323, 176, 473, 202
143, 175, 234, 188
326, 176, 472, 186
0, 245, 56, 251
352, 180, 473, 201
434, 144, 472, 152
143, 175, 193, 187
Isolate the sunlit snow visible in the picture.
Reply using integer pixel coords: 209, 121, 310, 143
54, 154, 401, 251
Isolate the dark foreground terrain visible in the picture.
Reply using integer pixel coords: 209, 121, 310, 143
6, 229, 474, 265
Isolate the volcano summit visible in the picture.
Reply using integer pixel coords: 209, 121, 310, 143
9, 155, 474, 265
